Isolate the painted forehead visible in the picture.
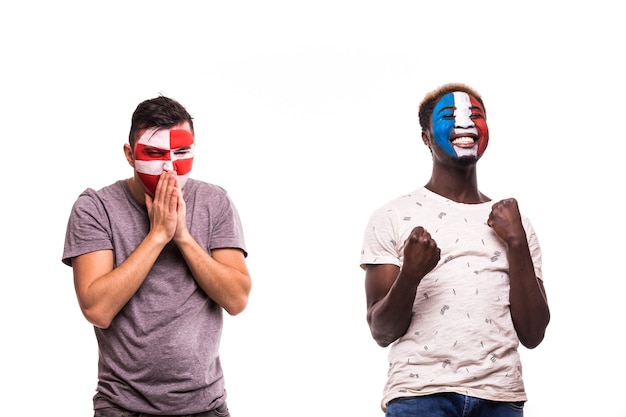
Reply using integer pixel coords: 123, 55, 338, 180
136, 127, 194, 149
434, 91, 484, 116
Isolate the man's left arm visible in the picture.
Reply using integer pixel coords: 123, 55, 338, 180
173, 189, 251, 316
488, 198, 550, 349
176, 239, 251, 316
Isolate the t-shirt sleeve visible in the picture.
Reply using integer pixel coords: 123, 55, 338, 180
359, 203, 401, 270
62, 189, 114, 266
209, 191, 248, 257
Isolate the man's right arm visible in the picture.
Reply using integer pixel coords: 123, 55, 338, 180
365, 226, 440, 347
72, 232, 168, 329
365, 264, 418, 347
71, 173, 181, 328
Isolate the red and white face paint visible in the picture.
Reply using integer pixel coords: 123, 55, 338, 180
134, 127, 195, 196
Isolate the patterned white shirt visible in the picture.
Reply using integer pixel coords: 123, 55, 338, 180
360, 187, 543, 410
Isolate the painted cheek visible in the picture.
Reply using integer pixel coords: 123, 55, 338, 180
133, 146, 163, 195
173, 157, 193, 176
138, 172, 158, 196
432, 94, 457, 157
477, 123, 489, 157
468, 96, 489, 156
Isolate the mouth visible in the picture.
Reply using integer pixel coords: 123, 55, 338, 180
450, 135, 478, 149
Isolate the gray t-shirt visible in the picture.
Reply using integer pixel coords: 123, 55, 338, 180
63, 178, 247, 414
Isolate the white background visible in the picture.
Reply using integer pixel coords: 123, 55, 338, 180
1, 1, 624, 416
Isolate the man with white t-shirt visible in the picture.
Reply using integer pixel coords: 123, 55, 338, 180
360, 83, 550, 417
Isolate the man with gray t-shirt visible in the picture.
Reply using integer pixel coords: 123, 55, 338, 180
63, 96, 251, 416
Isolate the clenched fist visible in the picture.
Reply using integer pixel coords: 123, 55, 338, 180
487, 198, 527, 245
401, 226, 441, 282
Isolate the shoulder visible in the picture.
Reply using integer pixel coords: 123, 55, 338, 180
184, 178, 232, 203
184, 179, 241, 217
371, 187, 440, 218
185, 178, 227, 194
375, 187, 425, 210
364, 189, 423, 231
73, 181, 126, 208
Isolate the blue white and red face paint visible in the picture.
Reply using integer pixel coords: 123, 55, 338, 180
432, 92, 489, 160
134, 127, 195, 196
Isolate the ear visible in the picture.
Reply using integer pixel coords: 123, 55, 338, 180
421, 130, 431, 147
124, 143, 135, 168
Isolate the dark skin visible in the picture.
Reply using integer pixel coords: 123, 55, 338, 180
364, 96, 550, 349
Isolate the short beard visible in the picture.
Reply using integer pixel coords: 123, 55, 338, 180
454, 155, 478, 166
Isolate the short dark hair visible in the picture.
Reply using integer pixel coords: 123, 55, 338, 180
418, 83, 486, 133
128, 96, 195, 147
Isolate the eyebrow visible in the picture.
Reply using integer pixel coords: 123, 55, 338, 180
469, 106, 485, 114
437, 105, 484, 113
142, 145, 168, 151
143, 145, 193, 151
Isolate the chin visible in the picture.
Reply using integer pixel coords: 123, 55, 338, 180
454, 156, 478, 166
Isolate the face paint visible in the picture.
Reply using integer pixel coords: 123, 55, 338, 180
431, 92, 489, 160
134, 127, 195, 195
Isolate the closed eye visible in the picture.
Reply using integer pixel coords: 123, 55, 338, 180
469, 107, 485, 119
143, 147, 167, 157
438, 110, 455, 120
173, 147, 193, 156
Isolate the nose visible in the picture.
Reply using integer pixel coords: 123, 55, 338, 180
162, 161, 174, 172
455, 117, 475, 129
454, 110, 475, 129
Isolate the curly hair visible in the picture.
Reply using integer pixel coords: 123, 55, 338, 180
128, 95, 195, 147
418, 83, 486, 133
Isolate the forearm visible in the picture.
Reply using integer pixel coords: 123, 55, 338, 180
75, 233, 168, 328
367, 273, 419, 347
507, 239, 550, 348
176, 236, 251, 315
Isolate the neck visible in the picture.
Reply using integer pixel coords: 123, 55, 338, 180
424, 165, 489, 204
125, 177, 148, 206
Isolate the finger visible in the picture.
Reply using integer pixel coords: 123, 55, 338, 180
413, 228, 429, 242
145, 193, 153, 212
154, 172, 169, 203
165, 174, 179, 210
411, 226, 425, 235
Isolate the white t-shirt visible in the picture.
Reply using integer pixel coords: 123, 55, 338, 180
360, 187, 543, 410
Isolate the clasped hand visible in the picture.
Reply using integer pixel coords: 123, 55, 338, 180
145, 171, 188, 244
